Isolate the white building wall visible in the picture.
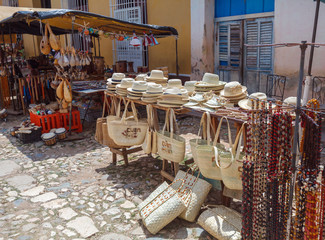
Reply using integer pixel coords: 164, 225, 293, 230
190, 0, 215, 81
274, 0, 325, 96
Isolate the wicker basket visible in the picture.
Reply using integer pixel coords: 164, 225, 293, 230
55, 128, 67, 140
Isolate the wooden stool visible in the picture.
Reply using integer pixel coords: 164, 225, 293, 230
110, 146, 142, 166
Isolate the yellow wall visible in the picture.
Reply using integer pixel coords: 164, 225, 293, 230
147, 0, 191, 75
88, 0, 113, 67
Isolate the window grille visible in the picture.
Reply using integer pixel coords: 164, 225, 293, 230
2, 0, 18, 7
109, 0, 147, 71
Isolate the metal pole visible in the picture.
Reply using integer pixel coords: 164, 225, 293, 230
175, 37, 179, 77
69, 16, 75, 136
307, 0, 320, 76
286, 41, 307, 239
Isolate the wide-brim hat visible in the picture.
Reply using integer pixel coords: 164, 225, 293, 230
238, 92, 275, 110
283, 97, 302, 106
111, 73, 125, 81
167, 79, 183, 89
143, 92, 162, 97
146, 70, 168, 81
220, 82, 247, 98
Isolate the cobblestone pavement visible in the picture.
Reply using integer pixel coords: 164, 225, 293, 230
0, 115, 239, 240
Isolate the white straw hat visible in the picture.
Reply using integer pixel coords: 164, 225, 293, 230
135, 74, 148, 81
127, 81, 148, 93
145, 83, 163, 94
111, 73, 125, 82
283, 97, 302, 106
196, 73, 226, 87
117, 78, 135, 89
220, 81, 247, 98
146, 70, 168, 81
167, 79, 183, 89
238, 92, 275, 110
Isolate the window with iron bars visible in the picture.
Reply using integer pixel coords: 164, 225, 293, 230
109, 0, 148, 71
2, 0, 18, 7
63, 0, 89, 51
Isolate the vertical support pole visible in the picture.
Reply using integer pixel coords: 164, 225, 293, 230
98, 37, 101, 56
69, 16, 76, 135
286, 41, 307, 239
175, 37, 179, 77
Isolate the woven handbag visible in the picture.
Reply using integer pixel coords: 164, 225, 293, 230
142, 104, 156, 154
220, 123, 246, 190
190, 112, 214, 165
172, 170, 212, 222
197, 206, 242, 240
95, 95, 110, 144
138, 179, 190, 234
108, 100, 148, 146
156, 109, 185, 163
196, 117, 232, 180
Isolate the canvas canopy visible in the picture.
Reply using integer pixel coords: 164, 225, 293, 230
0, 6, 178, 37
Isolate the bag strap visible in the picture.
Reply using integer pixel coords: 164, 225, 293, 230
121, 100, 139, 122
196, 112, 214, 145
101, 95, 109, 118
176, 168, 200, 207
233, 122, 246, 160
162, 108, 170, 133
212, 116, 232, 148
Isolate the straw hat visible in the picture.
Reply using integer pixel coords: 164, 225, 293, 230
127, 81, 148, 93
135, 74, 148, 81
196, 73, 226, 87
146, 70, 168, 81
167, 79, 183, 89
116, 78, 135, 89
184, 81, 197, 93
238, 92, 275, 110
283, 97, 302, 106
220, 81, 247, 98
110, 73, 125, 82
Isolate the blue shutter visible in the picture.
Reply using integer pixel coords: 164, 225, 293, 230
264, 0, 275, 12
245, 21, 258, 68
215, 0, 231, 18
219, 25, 229, 66
230, 0, 245, 16
259, 21, 273, 69
246, 0, 264, 14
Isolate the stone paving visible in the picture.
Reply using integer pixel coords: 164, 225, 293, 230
0, 115, 237, 240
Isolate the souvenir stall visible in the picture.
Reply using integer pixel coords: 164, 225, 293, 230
0, 6, 178, 143
97, 41, 324, 238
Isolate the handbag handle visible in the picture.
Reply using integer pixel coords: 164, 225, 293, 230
121, 100, 138, 122
196, 112, 214, 145
139, 178, 186, 220
162, 109, 178, 140
101, 94, 109, 118
146, 104, 155, 130
212, 116, 233, 148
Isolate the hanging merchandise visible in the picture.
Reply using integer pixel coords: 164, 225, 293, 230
291, 99, 324, 240
130, 31, 141, 47
150, 31, 159, 46
156, 108, 186, 163
142, 104, 157, 154
40, 22, 51, 55
143, 32, 152, 47
241, 100, 293, 240
46, 23, 61, 51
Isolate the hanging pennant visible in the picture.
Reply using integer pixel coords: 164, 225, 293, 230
142, 32, 152, 47
150, 32, 159, 46
130, 31, 141, 47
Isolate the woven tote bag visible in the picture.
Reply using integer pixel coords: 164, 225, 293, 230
138, 179, 189, 234
196, 117, 232, 180
197, 206, 242, 240
220, 123, 246, 190
95, 95, 111, 144
142, 104, 156, 154
108, 100, 148, 146
190, 112, 214, 165
157, 109, 185, 163
172, 170, 212, 222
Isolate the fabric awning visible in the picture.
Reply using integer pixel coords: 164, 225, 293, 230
0, 6, 178, 37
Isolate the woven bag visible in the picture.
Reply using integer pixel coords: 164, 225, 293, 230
197, 206, 242, 240
142, 104, 156, 154
95, 95, 111, 144
220, 123, 246, 190
190, 112, 214, 164
108, 100, 148, 146
138, 179, 189, 234
196, 117, 232, 180
156, 109, 185, 163
172, 170, 212, 222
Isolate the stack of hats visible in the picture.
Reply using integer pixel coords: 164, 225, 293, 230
107, 73, 125, 93
195, 73, 226, 93
184, 81, 198, 95
220, 81, 247, 104
141, 83, 163, 103
146, 70, 168, 86
127, 81, 148, 99
157, 88, 189, 108
116, 78, 135, 97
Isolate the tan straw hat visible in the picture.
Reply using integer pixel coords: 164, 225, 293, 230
238, 92, 275, 110
146, 70, 168, 81
220, 81, 247, 98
